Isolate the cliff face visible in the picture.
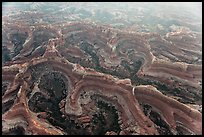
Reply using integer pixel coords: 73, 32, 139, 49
2, 2, 202, 135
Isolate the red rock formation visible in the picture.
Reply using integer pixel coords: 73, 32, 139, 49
2, 7, 202, 135
2, 38, 202, 134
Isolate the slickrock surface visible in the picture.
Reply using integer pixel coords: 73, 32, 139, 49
2, 2, 202, 135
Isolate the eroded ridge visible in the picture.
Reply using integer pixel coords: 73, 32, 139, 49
2, 3, 202, 134
2, 37, 202, 135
